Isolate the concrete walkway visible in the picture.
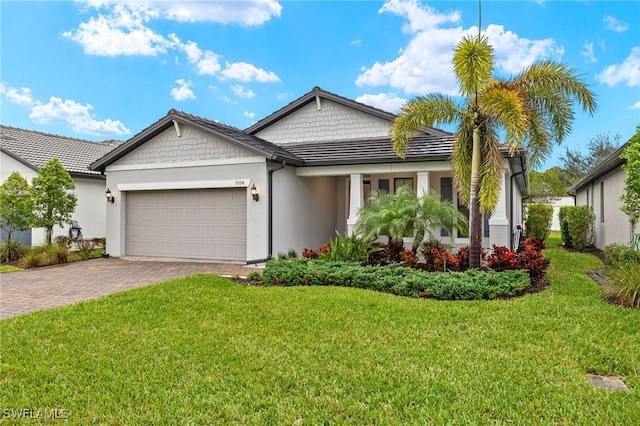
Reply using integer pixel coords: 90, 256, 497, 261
0, 257, 259, 319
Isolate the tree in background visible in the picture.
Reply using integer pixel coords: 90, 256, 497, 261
620, 125, 640, 226
30, 158, 77, 245
529, 167, 572, 202
560, 132, 621, 186
390, 35, 596, 268
0, 172, 32, 246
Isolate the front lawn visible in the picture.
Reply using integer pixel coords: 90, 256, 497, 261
1, 236, 638, 424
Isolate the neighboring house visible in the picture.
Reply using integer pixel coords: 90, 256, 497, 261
549, 197, 574, 231
0, 126, 118, 246
569, 140, 636, 249
90, 87, 528, 263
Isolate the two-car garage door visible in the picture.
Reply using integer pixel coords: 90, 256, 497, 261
126, 188, 246, 262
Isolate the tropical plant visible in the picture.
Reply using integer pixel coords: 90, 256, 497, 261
0, 171, 33, 246
390, 35, 596, 268
620, 125, 640, 224
355, 186, 468, 250
30, 158, 77, 245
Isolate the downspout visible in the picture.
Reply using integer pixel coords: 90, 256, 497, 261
246, 160, 287, 265
509, 170, 526, 250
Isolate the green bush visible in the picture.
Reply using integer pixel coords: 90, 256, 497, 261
317, 232, 375, 264
565, 206, 594, 251
558, 206, 572, 247
525, 203, 554, 241
0, 241, 28, 263
20, 244, 69, 268
606, 262, 640, 309
619, 248, 640, 265
261, 258, 530, 300
74, 238, 97, 259
603, 243, 628, 266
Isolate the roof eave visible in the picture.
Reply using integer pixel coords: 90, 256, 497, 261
0, 146, 39, 172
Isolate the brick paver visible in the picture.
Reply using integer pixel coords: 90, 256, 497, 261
0, 258, 260, 319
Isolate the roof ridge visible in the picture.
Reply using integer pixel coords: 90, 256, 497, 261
0, 124, 118, 145
169, 109, 245, 133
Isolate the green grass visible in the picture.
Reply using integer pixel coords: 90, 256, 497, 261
1, 235, 638, 424
0, 264, 22, 273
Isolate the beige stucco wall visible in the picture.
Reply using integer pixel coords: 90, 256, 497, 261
271, 166, 338, 255
255, 99, 391, 144
575, 167, 635, 249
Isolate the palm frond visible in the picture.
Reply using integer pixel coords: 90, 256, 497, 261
478, 84, 528, 147
453, 35, 494, 98
391, 95, 461, 158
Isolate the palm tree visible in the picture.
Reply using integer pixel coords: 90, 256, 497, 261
355, 186, 468, 250
391, 35, 596, 268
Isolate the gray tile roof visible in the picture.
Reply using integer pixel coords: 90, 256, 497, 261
0, 125, 120, 178
91, 109, 303, 171
284, 135, 456, 165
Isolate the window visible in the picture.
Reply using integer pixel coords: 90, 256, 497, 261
586, 189, 589, 207
394, 178, 414, 193
363, 180, 371, 203
484, 213, 490, 238
600, 181, 604, 223
378, 179, 389, 194
440, 177, 469, 238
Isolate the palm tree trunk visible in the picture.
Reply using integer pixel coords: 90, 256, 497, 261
469, 125, 483, 268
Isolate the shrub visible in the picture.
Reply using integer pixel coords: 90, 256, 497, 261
603, 243, 627, 266
366, 240, 404, 266
91, 237, 106, 248
558, 206, 572, 247
525, 203, 554, 241
246, 271, 262, 283
619, 248, 640, 265
261, 258, 530, 300
606, 262, 640, 309
54, 235, 72, 248
302, 244, 328, 259
287, 249, 298, 259
318, 232, 374, 263
20, 244, 69, 268
522, 237, 545, 252
420, 241, 460, 272
0, 241, 27, 263
565, 205, 594, 251
486, 241, 550, 286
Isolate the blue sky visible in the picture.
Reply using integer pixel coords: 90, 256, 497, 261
1, 0, 639, 170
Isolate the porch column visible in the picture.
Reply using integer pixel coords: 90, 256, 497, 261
417, 171, 431, 196
489, 168, 509, 248
347, 173, 364, 235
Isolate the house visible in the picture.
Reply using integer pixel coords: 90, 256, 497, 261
90, 87, 528, 263
0, 126, 118, 246
569, 140, 636, 249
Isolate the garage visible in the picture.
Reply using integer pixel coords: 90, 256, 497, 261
126, 188, 247, 262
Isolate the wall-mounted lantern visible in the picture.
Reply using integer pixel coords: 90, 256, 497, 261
250, 184, 259, 202
106, 188, 115, 203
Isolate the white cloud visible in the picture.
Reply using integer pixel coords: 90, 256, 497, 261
243, 111, 256, 119
231, 85, 256, 99
0, 83, 37, 106
597, 47, 640, 87
29, 96, 129, 136
351, 39, 362, 47
170, 79, 196, 101
355, 93, 407, 113
580, 43, 597, 63
63, 4, 171, 56
75, 0, 282, 26
158, 0, 282, 26
486, 24, 564, 74
179, 39, 221, 75
630, 101, 640, 110
603, 15, 629, 32
2, 82, 129, 136
219, 62, 280, 83
356, 0, 564, 95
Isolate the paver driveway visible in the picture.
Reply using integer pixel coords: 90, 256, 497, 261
0, 258, 257, 319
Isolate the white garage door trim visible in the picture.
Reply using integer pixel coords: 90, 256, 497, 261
126, 188, 247, 262
118, 178, 251, 191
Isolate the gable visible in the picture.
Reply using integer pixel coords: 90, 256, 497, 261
254, 98, 391, 145
113, 125, 256, 166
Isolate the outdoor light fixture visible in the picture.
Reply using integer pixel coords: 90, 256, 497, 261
106, 188, 115, 203
250, 184, 259, 202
